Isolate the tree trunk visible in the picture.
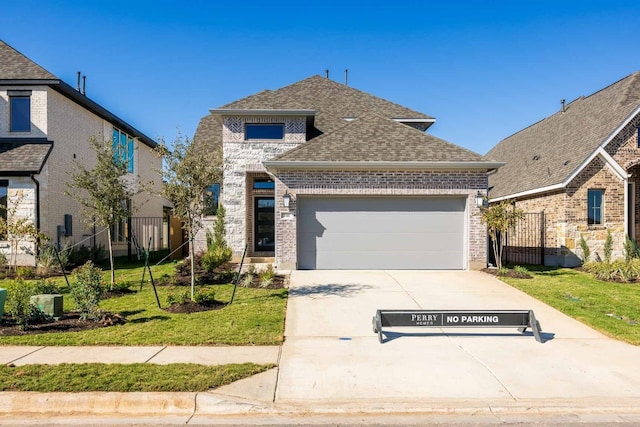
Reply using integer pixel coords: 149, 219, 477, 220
190, 232, 195, 301
107, 227, 115, 289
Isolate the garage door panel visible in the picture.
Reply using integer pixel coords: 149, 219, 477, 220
297, 197, 466, 270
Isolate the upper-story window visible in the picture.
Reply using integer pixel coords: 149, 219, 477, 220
112, 128, 134, 173
245, 123, 284, 140
253, 178, 274, 190
587, 189, 603, 225
9, 92, 31, 132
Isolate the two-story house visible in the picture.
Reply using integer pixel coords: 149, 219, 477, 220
0, 40, 165, 265
195, 76, 502, 270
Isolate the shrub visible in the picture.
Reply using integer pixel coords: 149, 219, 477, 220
36, 245, 61, 276
584, 261, 617, 281
4, 280, 52, 329
194, 287, 216, 305
513, 265, 530, 275
201, 245, 232, 272
497, 266, 509, 276
241, 265, 256, 287
603, 230, 613, 264
623, 235, 639, 263
69, 261, 105, 320
15, 266, 34, 279
166, 288, 190, 306
0, 251, 7, 267
259, 264, 276, 288
33, 279, 61, 295
579, 234, 590, 263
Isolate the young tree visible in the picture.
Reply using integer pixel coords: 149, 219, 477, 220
156, 134, 222, 299
66, 136, 151, 287
479, 199, 524, 270
0, 193, 44, 270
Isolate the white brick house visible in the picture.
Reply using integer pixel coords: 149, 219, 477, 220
0, 41, 165, 265
194, 76, 502, 270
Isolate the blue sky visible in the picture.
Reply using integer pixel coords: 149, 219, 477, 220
3, 1, 640, 155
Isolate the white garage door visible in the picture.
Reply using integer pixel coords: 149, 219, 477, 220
297, 196, 466, 270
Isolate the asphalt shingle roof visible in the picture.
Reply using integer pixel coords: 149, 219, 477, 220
487, 72, 640, 199
0, 40, 56, 80
0, 140, 53, 174
271, 113, 489, 163
194, 75, 434, 152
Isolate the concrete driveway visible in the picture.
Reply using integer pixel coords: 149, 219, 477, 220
274, 270, 640, 411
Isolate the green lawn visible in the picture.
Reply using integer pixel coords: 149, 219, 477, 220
1, 261, 288, 346
499, 266, 640, 345
0, 363, 275, 392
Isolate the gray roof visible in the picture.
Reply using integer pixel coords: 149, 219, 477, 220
0, 41, 56, 80
270, 113, 492, 164
0, 40, 156, 148
487, 72, 640, 199
194, 75, 434, 151
0, 139, 53, 175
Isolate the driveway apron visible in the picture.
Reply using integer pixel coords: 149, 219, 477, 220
276, 270, 640, 405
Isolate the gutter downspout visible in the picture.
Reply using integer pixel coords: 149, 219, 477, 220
30, 173, 41, 261
30, 174, 40, 230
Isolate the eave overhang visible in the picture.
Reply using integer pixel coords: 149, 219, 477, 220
264, 160, 504, 172
1, 79, 157, 148
490, 147, 628, 202
210, 109, 316, 116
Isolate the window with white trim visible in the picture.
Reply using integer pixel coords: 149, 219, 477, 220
587, 189, 603, 225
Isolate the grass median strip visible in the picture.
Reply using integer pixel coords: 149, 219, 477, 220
1, 262, 288, 346
499, 266, 640, 345
0, 363, 275, 392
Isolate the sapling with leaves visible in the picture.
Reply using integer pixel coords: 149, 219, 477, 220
478, 199, 524, 270
66, 136, 152, 288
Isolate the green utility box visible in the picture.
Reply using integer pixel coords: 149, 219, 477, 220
0, 288, 6, 319
30, 294, 63, 318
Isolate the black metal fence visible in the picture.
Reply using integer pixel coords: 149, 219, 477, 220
489, 212, 545, 266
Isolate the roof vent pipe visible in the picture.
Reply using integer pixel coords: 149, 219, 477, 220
82, 76, 86, 95
76, 71, 81, 91
561, 99, 566, 112
325, 69, 329, 79
345, 69, 348, 86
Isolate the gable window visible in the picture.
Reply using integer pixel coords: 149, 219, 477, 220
10, 95, 31, 132
203, 183, 220, 216
112, 128, 134, 173
587, 189, 603, 225
253, 178, 274, 190
245, 123, 284, 140
0, 180, 7, 239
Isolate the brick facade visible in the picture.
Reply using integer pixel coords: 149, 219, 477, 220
274, 169, 488, 270
0, 86, 163, 265
511, 114, 640, 267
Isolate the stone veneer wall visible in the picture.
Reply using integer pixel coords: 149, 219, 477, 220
218, 116, 306, 256
273, 169, 488, 270
0, 178, 37, 265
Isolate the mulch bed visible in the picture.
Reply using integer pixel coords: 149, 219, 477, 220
0, 312, 123, 336
164, 300, 227, 314
481, 267, 533, 279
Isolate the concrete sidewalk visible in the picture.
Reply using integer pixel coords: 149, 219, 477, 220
0, 345, 280, 366
2, 270, 640, 423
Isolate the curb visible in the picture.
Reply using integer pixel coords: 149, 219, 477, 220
3, 392, 640, 419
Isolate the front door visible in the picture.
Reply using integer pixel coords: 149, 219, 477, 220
254, 197, 275, 252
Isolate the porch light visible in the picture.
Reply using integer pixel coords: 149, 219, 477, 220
475, 191, 485, 208
283, 191, 292, 208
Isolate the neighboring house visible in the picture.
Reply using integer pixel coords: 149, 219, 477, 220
194, 76, 502, 270
487, 72, 640, 267
0, 40, 165, 265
